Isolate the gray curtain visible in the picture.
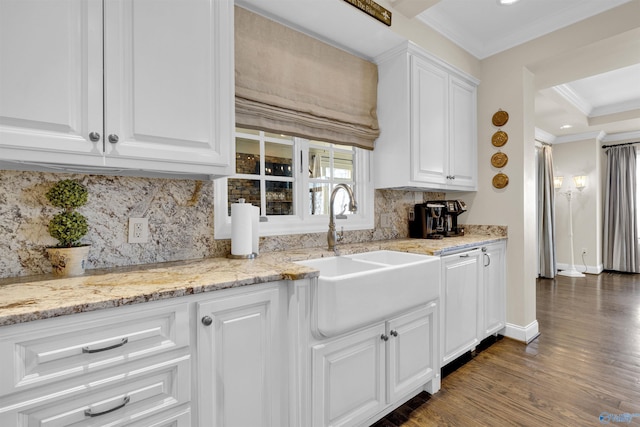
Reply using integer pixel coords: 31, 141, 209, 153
603, 145, 639, 273
537, 146, 557, 278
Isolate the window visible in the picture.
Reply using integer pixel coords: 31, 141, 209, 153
215, 128, 374, 238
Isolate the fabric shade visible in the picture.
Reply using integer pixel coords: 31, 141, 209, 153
235, 6, 380, 150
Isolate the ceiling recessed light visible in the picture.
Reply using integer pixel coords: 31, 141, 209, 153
498, 0, 521, 5
560, 124, 573, 130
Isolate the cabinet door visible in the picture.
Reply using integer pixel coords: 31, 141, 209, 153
448, 76, 477, 190
103, 0, 234, 175
441, 250, 480, 365
410, 56, 449, 186
0, 0, 104, 163
312, 324, 386, 427
197, 287, 280, 427
482, 243, 506, 338
387, 303, 437, 403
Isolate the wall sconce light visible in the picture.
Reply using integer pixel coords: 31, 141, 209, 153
573, 175, 587, 191
554, 176, 564, 190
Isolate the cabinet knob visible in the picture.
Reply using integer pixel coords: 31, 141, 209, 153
390, 330, 398, 337
89, 132, 101, 142
108, 134, 119, 144
380, 334, 389, 341
201, 316, 213, 326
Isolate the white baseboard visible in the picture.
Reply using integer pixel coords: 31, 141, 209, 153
504, 320, 539, 344
556, 262, 603, 275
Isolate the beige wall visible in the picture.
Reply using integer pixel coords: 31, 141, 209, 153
553, 140, 602, 272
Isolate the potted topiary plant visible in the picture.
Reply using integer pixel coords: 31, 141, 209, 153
45, 179, 91, 276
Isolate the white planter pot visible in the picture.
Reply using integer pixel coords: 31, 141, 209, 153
46, 245, 91, 277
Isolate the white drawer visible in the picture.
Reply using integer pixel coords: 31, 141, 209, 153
0, 300, 190, 396
0, 355, 190, 426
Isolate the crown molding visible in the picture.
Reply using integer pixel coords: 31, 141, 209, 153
591, 100, 640, 117
552, 84, 592, 116
601, 130, 640, 143
554, 131, 606, 144
535, 127, 556, 144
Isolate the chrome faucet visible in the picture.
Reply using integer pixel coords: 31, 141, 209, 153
328, 184, 357, 251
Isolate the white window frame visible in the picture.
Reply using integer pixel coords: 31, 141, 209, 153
214, 130, 374, 239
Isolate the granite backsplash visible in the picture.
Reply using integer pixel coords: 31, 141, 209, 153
0, 170, 505, 279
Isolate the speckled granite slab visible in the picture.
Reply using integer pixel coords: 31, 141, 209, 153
0, 235, 506, 326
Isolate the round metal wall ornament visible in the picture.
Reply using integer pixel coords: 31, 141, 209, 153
491, 152, 508, 168
492, 172, 509, 189
492, 110, 509, 127
491, 130, 508, 147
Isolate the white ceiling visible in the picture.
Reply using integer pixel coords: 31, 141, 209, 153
415, 0, 640, 143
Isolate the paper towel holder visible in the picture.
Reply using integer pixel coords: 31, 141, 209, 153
228, 252, 258, 259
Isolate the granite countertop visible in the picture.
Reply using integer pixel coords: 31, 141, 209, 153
0, 234, 505, 327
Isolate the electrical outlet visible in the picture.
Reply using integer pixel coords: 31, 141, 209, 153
381, 213, 392, 228
581, 247, 587, 255
128, 218, 149, 243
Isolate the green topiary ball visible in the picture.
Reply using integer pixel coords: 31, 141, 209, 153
48, 211, 88, 247
46, 179, 88, 210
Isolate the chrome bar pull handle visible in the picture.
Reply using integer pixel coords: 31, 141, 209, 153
82, 337, 128, 354
85, 396, 130, 417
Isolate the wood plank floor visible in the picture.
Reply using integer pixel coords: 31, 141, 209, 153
372, 272, 640, 426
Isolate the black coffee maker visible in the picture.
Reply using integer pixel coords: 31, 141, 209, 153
409, 200, 467, 239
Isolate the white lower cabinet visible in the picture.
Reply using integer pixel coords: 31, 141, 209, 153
441, 249, 481, 365
387, 304, 438, 403
0, 300, 192, 426
440, 241, 507, 366
311, 304, 438, 427
312, 323, 386, 427
196, 285, 283, 427
481, 242, 507, 338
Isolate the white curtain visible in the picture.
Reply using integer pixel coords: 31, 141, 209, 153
537, 145, 557, 278
603, 145, 639, 273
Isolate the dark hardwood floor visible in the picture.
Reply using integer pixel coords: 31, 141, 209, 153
373, 272, 640, 426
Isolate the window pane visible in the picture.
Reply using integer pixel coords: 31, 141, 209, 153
309, 183, 330, 215
334, 150, 353, 181
265, 142, 293, 177
266, 181, 294, 215
227, 178, 261, 215
265, 132, 294, 141
237, 127, 260, 136
309, 147, 330, 179
236, 137, 260, 175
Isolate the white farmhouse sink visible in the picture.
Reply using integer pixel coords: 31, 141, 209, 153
296, 251, 440, 338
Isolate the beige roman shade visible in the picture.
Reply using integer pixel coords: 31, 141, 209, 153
235, 6, 380, 150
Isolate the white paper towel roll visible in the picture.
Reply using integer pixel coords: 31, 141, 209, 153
231, 200, 254, 256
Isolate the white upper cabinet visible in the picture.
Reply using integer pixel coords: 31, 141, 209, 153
374, 41, 478, 191
0, 0, 234, 178
0, 1, 104, 162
